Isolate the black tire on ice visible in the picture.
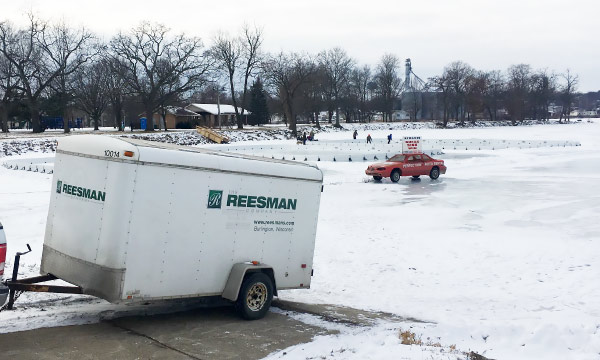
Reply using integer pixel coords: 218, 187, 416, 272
390, 169, 400, 183
429, 167, 440, 180
235, 272, 273, 320
373, 176, 382, 181
412, 175, 420, 179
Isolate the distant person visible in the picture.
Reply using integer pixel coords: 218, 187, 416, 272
387, 133, 392, 144
309, 130, 315, 141
353, 130, 358, 140
302, 131, 307, 145
366, 134, 372, 144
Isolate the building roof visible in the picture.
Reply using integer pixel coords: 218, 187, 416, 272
186, 103, 250, 116
165, 106, 200, 117
139, 106, 200, 118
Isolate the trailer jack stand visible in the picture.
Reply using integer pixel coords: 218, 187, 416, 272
5, 244, 31, 310
4, 244, 82, 310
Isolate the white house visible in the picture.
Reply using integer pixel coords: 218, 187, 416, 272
185, 104, 250, 127
392, 110, 410, 121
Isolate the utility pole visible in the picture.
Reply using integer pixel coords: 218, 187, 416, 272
217, 87, 221, 129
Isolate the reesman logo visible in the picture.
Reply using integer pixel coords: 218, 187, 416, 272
207, 190, 223, 208
207, 190, 297, 210
56, 179, 106, 202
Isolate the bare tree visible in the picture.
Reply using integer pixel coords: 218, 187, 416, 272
481, 70, 504, 121
0, 50, 19, 132
375, 54, 402, 121
357, 65, 372, 121
0, 18, 44, 132
444, 61, 474, 124
73, 60, 110, 130
315, 64, 334, 124
303, 68, 326, 128
240, 26, 263, 125
110, 22, 210, 131
464, 71, 486, 123
43, 21, 96, 133
319, 48, 355, 127
530, 69, 556, 121
156, 79, 183, 131
506, 64, 532, 124
429, 74, 451, 127
211, 25, 263, 129
0, 15, 92, 133
263, 52, 316, 136
559, 69, 578, 122
349, 65, 371, 122
105, 58, 128, 131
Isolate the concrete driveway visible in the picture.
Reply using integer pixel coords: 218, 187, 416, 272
0, 305, 330, 359
0, 300, 416, 359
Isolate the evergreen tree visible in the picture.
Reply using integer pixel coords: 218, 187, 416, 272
248, 77, 270, 125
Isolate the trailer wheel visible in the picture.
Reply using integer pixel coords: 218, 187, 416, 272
235, 272, 273, 320
390, 169, 400, 182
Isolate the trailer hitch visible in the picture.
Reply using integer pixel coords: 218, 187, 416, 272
3, 244, 83, 311
5, 244, 32, 310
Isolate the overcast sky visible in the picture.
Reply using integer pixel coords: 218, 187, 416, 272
3, 0, 599, 91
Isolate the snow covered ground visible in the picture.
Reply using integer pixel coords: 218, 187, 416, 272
0, 120, 598, 359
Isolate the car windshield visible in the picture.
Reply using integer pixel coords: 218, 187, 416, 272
388, 155, 406, 162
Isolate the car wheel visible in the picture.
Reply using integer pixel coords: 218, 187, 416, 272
412, 175, 420, 179
373, 176, 382, 181
429, 167, 440, 180
235, 272, 273, 320
390, 169, 400, 182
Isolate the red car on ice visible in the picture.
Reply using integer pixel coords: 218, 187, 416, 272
365, 153, 447, 182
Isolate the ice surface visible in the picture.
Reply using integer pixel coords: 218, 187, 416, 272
0, 120, 598, 359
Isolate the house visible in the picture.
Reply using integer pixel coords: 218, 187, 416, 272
580, 110, 598, 117
185, 103, 250, 128
392, 110, 410, 121
548, 104, 563, 118
152, 106, 201, 129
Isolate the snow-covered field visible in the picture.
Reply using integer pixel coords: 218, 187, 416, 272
0, 120, 599, 359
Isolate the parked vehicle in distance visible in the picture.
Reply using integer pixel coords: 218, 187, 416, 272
365, 153, 447, 182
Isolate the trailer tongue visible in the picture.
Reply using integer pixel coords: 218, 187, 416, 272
1, 135, 323, 319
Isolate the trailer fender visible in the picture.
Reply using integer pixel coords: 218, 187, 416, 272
222, 263, 277, 301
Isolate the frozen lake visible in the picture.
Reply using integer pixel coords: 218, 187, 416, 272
0, 120, 598, 359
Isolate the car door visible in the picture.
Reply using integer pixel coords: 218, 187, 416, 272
420, 154, 433, 175
422, 154, 436, 175
402, 155, 421, 176
412, 155, 425, 175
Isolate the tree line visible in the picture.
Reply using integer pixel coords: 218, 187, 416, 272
0, 15, 593, 135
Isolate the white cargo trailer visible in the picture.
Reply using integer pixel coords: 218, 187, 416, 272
5, 135, 323, 319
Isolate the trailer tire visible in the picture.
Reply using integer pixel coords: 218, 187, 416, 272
235, 272, 273, 320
